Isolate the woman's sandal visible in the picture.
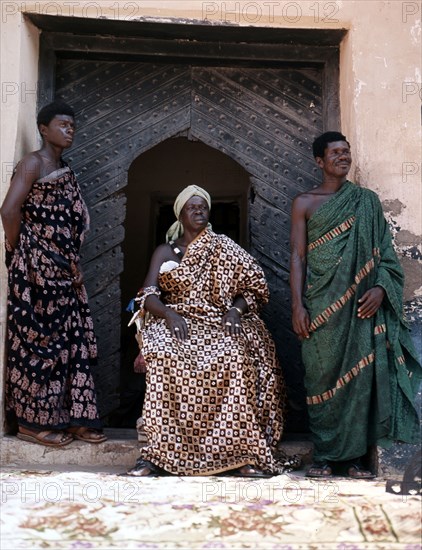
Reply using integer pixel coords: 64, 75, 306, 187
125, 458, 169, 477
17, 426, 73, 447
306, 463, 333, 478
66, 426, 107, 444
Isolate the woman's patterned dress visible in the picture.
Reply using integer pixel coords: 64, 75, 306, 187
5, 166, 102, 430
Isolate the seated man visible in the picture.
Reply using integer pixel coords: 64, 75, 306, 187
127, 185, 299, 477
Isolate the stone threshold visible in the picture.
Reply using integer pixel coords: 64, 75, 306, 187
1, 428, 142, 469
1, 429, 313, 470
2, 428, 411, 480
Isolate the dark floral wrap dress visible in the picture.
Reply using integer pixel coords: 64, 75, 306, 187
5, 165, 102, 430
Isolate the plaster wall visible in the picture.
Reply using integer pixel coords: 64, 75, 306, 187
0, 11, 40, 431
0, 1, 421, 432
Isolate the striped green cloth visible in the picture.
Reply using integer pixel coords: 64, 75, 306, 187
302, 181, 421, 463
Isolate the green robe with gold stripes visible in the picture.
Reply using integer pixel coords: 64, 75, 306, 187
302, 181, 421, 463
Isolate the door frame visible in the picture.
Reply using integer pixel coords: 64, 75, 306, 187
29, 13, 344, 132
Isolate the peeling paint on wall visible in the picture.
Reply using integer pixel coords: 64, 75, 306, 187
382, 199, 404, 217
401, 256, 422, 303
410, 19, 421, 45
382, 205, 422, 320
354, 79, 367, 99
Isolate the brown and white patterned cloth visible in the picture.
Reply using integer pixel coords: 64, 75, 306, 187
137, 228, 291, 475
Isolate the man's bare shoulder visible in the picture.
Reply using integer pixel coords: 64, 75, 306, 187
152, 242, 173, 259
295, 186, 332, 197
292, 187, 338, 219
146, 242, 175, 275
292, 188, 325, 208
9, 152, 43, 184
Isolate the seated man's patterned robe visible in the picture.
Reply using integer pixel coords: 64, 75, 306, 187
138, 229, 288, 475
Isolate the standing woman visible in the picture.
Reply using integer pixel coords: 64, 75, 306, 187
0, 100, 106, 446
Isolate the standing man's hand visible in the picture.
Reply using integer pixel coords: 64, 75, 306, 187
357, 286, 385, 318
72, 271, 84, 288
292, 305, 311, 340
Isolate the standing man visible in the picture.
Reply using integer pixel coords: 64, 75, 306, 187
289, 131, 421, 478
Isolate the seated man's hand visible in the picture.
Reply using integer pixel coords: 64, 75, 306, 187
222, 309, 242, 337
165, 309, 188, 341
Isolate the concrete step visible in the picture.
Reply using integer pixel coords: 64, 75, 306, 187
1, 428, 142, 469
1, 429, 416, 479
0, 429, 313, 469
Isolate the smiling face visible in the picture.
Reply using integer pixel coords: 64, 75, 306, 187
316, 140, 352, 180
39, 114, 76, 149
179, 195, 210, 233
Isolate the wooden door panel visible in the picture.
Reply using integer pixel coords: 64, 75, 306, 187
191, 67, 323, 428
56, 60, 192, 416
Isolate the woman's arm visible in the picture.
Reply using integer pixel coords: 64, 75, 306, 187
0, 154, 40, 248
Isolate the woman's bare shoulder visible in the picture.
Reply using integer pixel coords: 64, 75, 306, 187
13, 151, 42, 174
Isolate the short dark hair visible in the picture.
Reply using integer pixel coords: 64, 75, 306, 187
37, 100, 75, 127
312, 132, 350, 159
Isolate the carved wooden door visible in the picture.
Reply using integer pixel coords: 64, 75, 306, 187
56, 61, 323, 428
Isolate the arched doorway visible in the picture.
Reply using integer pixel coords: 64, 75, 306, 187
114, 137, 250, 427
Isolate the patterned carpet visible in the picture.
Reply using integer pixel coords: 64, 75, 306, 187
1, 468, 420, 549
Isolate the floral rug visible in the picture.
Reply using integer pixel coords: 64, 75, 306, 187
0, 468, 420, 549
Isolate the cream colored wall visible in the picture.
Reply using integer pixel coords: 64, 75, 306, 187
337, 0, 421, 300
0, 12, 40, 429
339, 1, 421, 238
0, 1, 421, 430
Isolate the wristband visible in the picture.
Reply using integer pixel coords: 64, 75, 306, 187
230, 306, 243, 315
